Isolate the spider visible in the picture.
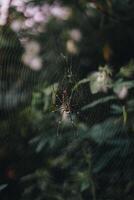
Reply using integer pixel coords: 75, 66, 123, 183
59, 90, 78, 135
51, 58, 79, 136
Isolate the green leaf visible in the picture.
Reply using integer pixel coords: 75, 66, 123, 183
0, 184, 8, 191
93, 148, 121, 173
80, 180, 90, 192
81, 95, 116, 111
88, 118, 125, 144
114, 79, 134, 94
72, 77, 90, 91
111, 104, 123, 114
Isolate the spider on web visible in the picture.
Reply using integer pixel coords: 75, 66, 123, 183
51, 54, 80, 136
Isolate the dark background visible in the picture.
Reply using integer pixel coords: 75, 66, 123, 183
0, 0, 134, 199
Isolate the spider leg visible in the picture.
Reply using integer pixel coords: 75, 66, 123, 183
52, 107, 60, 113
57, 119, 62, 136
56, 110, 64, 136
68, 112, 78, 136
52, 85, 62, 104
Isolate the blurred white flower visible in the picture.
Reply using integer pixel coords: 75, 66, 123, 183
50, 5, 72, 20
66, 40, 78, 54
29, 57, 42, 71
11, 19, 24, 31
22, 54, 42, 71
25, 41, 40, 55
22, 40, 42, 71
115, 86, 128, 100
90, 66, 112, 94
69, 29, 82, 42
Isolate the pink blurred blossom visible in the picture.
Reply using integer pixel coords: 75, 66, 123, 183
24, 18, 34, 28
0, 0, 11, 25
11, 0, 24, 7
24, 6, 40, 17
22, 40, 42, 71
34, 12, 45, 23
11, 19, 24, 31
11, 0, 25, 12
9, 1, 72, 31
50, 5, 72, 20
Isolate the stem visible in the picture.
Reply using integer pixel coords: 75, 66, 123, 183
83, 149, 96, 200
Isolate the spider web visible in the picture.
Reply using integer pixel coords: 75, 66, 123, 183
50, 54, 83, 135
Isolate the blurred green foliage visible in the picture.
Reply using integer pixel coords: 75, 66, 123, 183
0, 0, 134, 200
